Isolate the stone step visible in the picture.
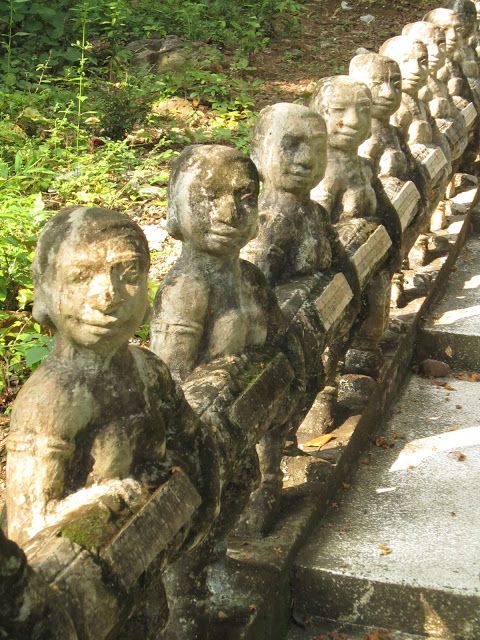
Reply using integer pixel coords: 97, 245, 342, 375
291, 372, 480, 639
418, 231, 480, 371
288, 616, 426, 639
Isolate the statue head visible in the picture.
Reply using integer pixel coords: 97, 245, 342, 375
167, 144, 259, 257
32, 207, 150, 353
310, 75, 372, 151
349, 53, 402, 121
403, 21, 447, 75
424, 8, 464, 55
380, 36, 429, 97
449, 0, 477, 39
251, 103, 327, 197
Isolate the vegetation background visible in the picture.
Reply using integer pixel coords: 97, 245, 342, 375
0, 0, 437, 496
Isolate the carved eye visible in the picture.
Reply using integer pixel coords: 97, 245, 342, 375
119, 263, 140, 285
68, 271, 89, 284
237, 188, 257, 203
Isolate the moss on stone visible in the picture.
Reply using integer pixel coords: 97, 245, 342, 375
60, 506, 114, 553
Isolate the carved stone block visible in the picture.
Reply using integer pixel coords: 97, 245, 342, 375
314, 273, 353, 333
411, 145, 448, 183
462, 102, 477, 130
382, 179, 421, 231
229, 353, 295, 444
101, 471, 201, 591
351, 225, 392, 287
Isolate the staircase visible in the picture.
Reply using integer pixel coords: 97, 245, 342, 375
288, 231, 480, 640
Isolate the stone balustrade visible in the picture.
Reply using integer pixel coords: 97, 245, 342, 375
2, 2, 480, 638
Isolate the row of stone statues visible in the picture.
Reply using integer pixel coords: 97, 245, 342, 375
2, 2, 480, 638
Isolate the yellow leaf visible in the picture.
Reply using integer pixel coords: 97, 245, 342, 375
302, 433, 335, 449
378, 544, 392, 555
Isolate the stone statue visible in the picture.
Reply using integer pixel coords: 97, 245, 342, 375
6, 206, 221, 636
151, 144, 283, 381
310, 76, 392, 404
474, 1, 480, 60
149, 144, 291, 634
449, 0, 480, 104
380, 35, 450, 202
349, 52, 424, 304
402, 20, 468, 162
243, 102, 335, 285
424, 8, 476, 113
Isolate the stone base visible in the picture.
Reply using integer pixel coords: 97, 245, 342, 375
200, 209, 472, 640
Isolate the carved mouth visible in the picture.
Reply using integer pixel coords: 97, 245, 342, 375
209, 226, 242, 242
82, 317, 122, 330
374, 99, 394, 108
290, 169, 312, 179
335, 130, 358, 139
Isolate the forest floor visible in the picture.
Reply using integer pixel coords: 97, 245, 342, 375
0, 0, 440, 507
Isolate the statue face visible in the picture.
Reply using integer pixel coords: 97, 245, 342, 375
176, 158, 258, 256
395, 41, 429, 96
324, 83, 371, 151
265, 115, 327, 195
445, 14, 465, 54
427, 31, 447, 73
48, 233, 149, 351
355, 61, 402, 120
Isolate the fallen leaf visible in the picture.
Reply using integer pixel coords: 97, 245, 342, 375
445, 345, 454, 358
364, 631, 394, 640
342, 482, 351, 490
453, 451, 466, 461
454, 371, 480, 382
378, 544, 392, 555
302, 433, 335, 449
374, 436, 393, 449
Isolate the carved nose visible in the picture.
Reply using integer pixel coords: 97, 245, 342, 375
89, 272, 122, 311
378, 83, 394, 99
215, 195, 239, 225
343, 107, 359, 128
295, 143, 314, 167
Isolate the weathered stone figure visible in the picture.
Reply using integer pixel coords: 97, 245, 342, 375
424, 8, 475, 112
402, 20, 468, 162
310, 76, 392, 402
310, 76, 376, 226
349, 53, 423, 304
449, 0, 480, 101
6, 206, 220, 636
151, 144, 283, 380
380, 35, 451, 236
243, 103, 334, 285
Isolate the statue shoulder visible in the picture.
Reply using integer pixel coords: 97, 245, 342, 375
9, 358, 96, 442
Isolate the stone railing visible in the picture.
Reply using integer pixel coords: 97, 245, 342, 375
2, 2, 480, 638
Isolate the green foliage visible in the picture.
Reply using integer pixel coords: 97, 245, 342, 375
0, 194, 48, 309
1, 0, 302, 88
0, 313, 54, 401
0, 0, 302, 405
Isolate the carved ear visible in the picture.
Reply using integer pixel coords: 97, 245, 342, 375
166, 203, 184, 240
32, 290, 55, 332
142, 303, 152, 325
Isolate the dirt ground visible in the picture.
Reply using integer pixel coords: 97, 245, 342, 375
251, 0, 439, 108
0, 0, 442, 509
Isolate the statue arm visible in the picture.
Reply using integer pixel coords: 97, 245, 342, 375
151, 273, 209, 380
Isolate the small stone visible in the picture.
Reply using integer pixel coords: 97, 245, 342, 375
418, 359, 451, 378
